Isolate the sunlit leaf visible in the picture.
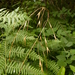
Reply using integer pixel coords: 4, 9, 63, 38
58, 66, 65, 75
70, 65, 75, 72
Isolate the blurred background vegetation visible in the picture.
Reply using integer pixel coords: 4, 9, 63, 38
0, 0, 75, 10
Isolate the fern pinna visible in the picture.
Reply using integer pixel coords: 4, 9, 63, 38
0, 8, 59, 75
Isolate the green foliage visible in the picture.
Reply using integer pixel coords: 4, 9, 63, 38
45, 60, 59, 75
58, 67, 65, 75
70, 65, 75, 73
0, 0, 75, 75
0, 7, 60, 75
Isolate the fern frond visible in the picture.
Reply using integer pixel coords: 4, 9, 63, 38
46, 60, 59, 75
6, 61, 43, 75
6, 46, 43, 62
29, 51, 43, 61
0, 8, 30, 35
0, 8, 8, 17
8, 47, 25, 58
0, 56, 5, 75
0, 41, 6, 55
